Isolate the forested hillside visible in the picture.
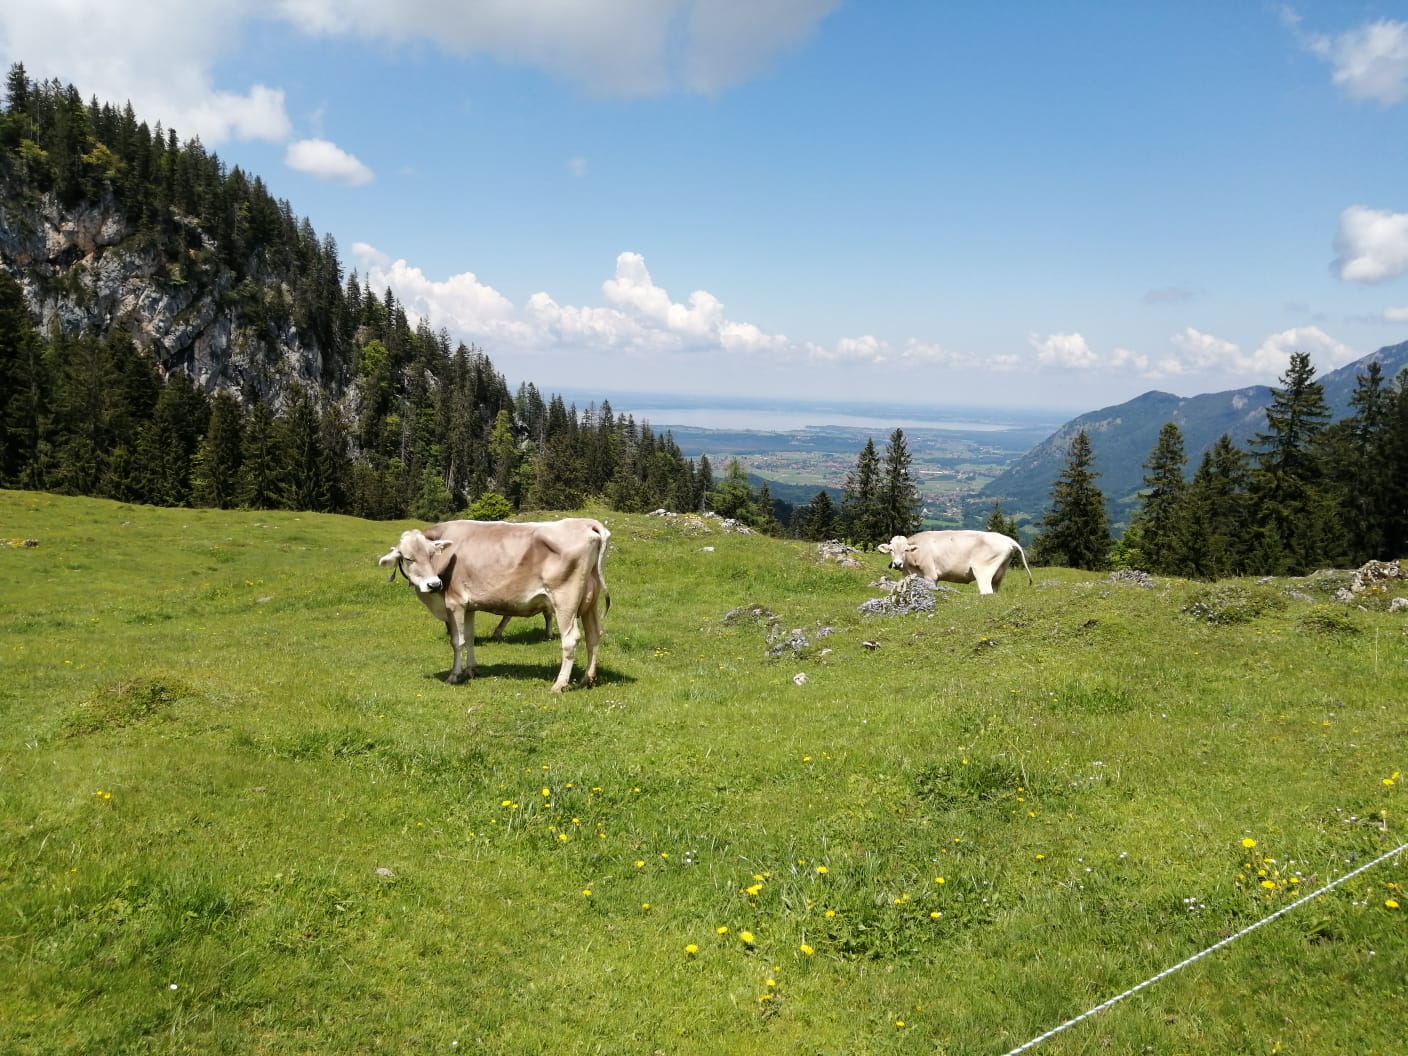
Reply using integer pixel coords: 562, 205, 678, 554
982, 339, 1408, 524
0, 66, 766, 526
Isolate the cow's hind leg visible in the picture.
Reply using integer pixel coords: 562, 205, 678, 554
579, 601, 602, 687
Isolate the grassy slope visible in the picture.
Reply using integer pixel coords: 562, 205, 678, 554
1, 490, 1404, 1055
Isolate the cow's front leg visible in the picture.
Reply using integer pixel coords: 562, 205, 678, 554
445, 608, 473, 683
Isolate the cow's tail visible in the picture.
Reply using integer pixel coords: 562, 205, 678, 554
593, 522, 612, 616
1013, 541, 1033, 586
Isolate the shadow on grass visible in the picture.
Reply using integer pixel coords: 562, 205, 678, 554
425, 662, 634, 688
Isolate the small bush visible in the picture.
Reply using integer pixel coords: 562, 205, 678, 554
1296, 605, 1361, 638
1181, 583, 1288, 625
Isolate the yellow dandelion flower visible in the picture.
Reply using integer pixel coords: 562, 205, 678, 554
1035, 853, 1046, 861
824, 909, 836, 919
634, 860, 645, 868
557, 833, 569, 842
799, 944, 814, 956
1387, 899, 1400, 910
1261, 880, 1276, 890
1242, 838, 1257, 849
745, 884, 763, 896
815, 865, 828, 875
934, 876, 945, 884
685, 944, 699, 955
582, 888, 592, 897
641, 902, 651, 910
716, 926, 729, 935
740, 930, 756, 945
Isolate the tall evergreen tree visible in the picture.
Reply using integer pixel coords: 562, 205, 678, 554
1127, 421, 1188, 573
1176, 434, 1252, 580
1035, 430, 1111, 570
878, 428, 921, 539
985, 501, 1019, 542
1321, 360, 1393, 563
1247, 351, 1338, 574
0, 272, 48, 487
794, 489, 839, 541
191, 391, 244, 508
841, 438, 884, 547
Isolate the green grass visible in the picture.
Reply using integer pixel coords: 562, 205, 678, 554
2, 490, 1405, 1055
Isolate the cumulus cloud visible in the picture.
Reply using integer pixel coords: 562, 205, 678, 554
1248, 326, 1357, 375
285, 139, 374, 185
1028, 332, 1098, 368
1334, 205, 1408, 283
1170, 327, 1241, 372
1301, 16, 1408, 104
0, 1, 292, 145
1385, 305, 1408, 323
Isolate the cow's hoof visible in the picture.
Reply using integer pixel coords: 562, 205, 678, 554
447, 671, 469, 685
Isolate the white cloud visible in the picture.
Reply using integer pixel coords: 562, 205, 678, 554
1028, 332, 1098, 368
285, 139, 374, 185
273, 0, 839, 97
1385, 305, 1408, 323
1334, 205, 1408, 283
1304, 17, 1408, 104
1170, 327, 1240, 371
1249, 326, 1357, 375
567, 156, 589, 178
0, 1, 292, 145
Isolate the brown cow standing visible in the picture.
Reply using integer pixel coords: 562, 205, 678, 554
380, 518, 610, 691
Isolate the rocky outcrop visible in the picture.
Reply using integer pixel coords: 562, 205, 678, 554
0, 187, 327, 406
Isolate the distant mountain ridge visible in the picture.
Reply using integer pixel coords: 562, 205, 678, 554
978, 339, 1408, 526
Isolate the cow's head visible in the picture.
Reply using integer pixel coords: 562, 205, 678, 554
379, 529, 453, 593
876, 535, 910, 570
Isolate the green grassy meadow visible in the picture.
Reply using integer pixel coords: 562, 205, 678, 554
1, 489, 1405, 1055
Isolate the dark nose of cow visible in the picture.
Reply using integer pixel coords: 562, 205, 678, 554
423, 576, 442, 592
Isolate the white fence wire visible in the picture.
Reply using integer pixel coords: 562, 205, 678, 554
999, 839, 1408, 1056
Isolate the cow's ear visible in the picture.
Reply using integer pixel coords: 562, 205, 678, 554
430, 539, 454, 554
377, 549, 401, 568
877, 543, 891, 554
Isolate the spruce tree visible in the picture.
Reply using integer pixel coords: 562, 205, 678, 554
841, 438, 884, 547
1321, 361, 1393, 563
191, 391, 244, 509
1247, 351, 1338, 574
1035, 430, 1111, 570
985, 501, 1019, 542
1128, 422, 1188, 573
878, 428, 921, 539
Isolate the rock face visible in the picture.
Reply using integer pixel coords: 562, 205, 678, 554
0, 189, 327, 405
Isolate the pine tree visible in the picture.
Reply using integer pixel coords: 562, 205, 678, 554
709, 458, 756, 521
1247, 351, 1338, 574
1177, 434, 1252, 579
191, 391, 244, 508
795, 490, 839, 541
878, 428, 921, 539
1035, 430, 1111, 570
841, 438, 884, 547
1128, 422, 1188, 573
985, 501, 1019, 542
237, 399, 281, 509
1321, 361, 1393, 563
0, 272, 48, 487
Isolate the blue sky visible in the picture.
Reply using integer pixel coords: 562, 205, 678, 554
4, 2, 1408, 411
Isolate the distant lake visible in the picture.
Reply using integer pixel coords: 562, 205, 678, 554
558, 391, 1067, 435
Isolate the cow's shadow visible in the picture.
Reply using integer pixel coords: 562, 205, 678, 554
426, 660, 634, 688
